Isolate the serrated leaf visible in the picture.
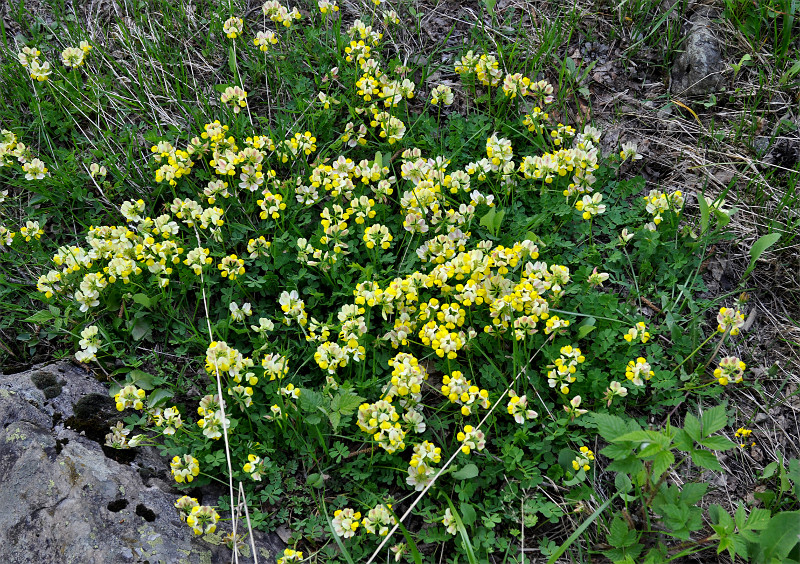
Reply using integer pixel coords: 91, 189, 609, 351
615, 430, 670, 448
615, 472, 633, 493
593, 413, 631, 441
607, 516, 635, 548
701, 405, 728, 436
691, 449, 722, 471
651, 450, 675, 479
698, 435, 737, 451
683, 413, 702, 441
673, 429, 694, 452
330, 392, 365, 415
298, 389, 324, 412
328, 411, 341, 430
601, 443, 635, 459
452, 463, 479, 480
23, 310, 55, 323
758, 511, 800, 561
744, 508, 771, 531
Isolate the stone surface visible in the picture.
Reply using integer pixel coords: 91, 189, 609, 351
0, 362, 283, 563
670, 15, 725, 97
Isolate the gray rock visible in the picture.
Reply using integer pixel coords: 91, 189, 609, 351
671, 16, 725, 97
0, 362, 283, 563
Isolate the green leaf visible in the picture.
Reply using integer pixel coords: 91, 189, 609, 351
330, 392, 365, 415
614, 430, 670, 448
744, 508, 771, 531
547, 495, 615, 564
683, 414, 702, 441
306, 473, 324, 488
607, 516, 636, 548
130, 318, 152, 341
577, 317, 596, 339
593, 413, 633, 441
147, 388, 174, 408
443, 497, 478, 564
132, 293, 152, 308
758, 511, 800, 561
128, 369, 156, 390
23, 310, 55, 323
615, 472, 633, 494
651, 450, 675, 479
701, 405, 728, 436
698, 435, 737, 451
681, 482, 708, 505
691, 449, 722, 471
460, 502, 476, 526
298, 389, 324, 412
452, 464, 479, 480
697, 192, 710, 234
228, 46, 236, 75
744, 233, 781, 278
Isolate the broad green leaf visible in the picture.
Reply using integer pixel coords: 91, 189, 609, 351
577, 317, 596, 339
130, 318, 152, 341
758, 511, 800, 562
147, 388, 174, 408
651, 450, 675, 479
681, 482, 708, 505
744, 508, 771, 531
615, 430, 670, 448
298, 388, 324, 412
744, 233, 781, 278
701, 405, 728, 436
330, 392, 365, 415
452, 463, 479, 480
698, 435, 737, 451
593, 413, 631, 441
23, 310, 54, 323
306, 473, 323, 488
691, 449, 722, 471
460, 502, 476, 526
132, 293, 152, 308
683, 414, 702, 441
607, 516, 635, 548
128, 369, 155, 390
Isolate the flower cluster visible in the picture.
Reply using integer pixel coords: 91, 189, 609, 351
115, 384, 146, 411
714, 356, 745, 385
717, 307, 745, 336
571, 446, 595, 472
625, 357, 654, 387
624, 322, 650, 343
75, 325, 101, 363
643, 189, 685, 226
170, 454, 200, 483
332, 508, 361, 538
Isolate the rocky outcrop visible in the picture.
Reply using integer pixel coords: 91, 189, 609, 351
671, 12, 725, 97
0, 362, 283, 563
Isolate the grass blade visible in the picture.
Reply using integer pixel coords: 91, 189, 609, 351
546, 495, 615, 564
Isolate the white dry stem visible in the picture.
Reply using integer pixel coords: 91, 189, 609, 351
193, 226, 257, 564
365, 334, 554, 563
